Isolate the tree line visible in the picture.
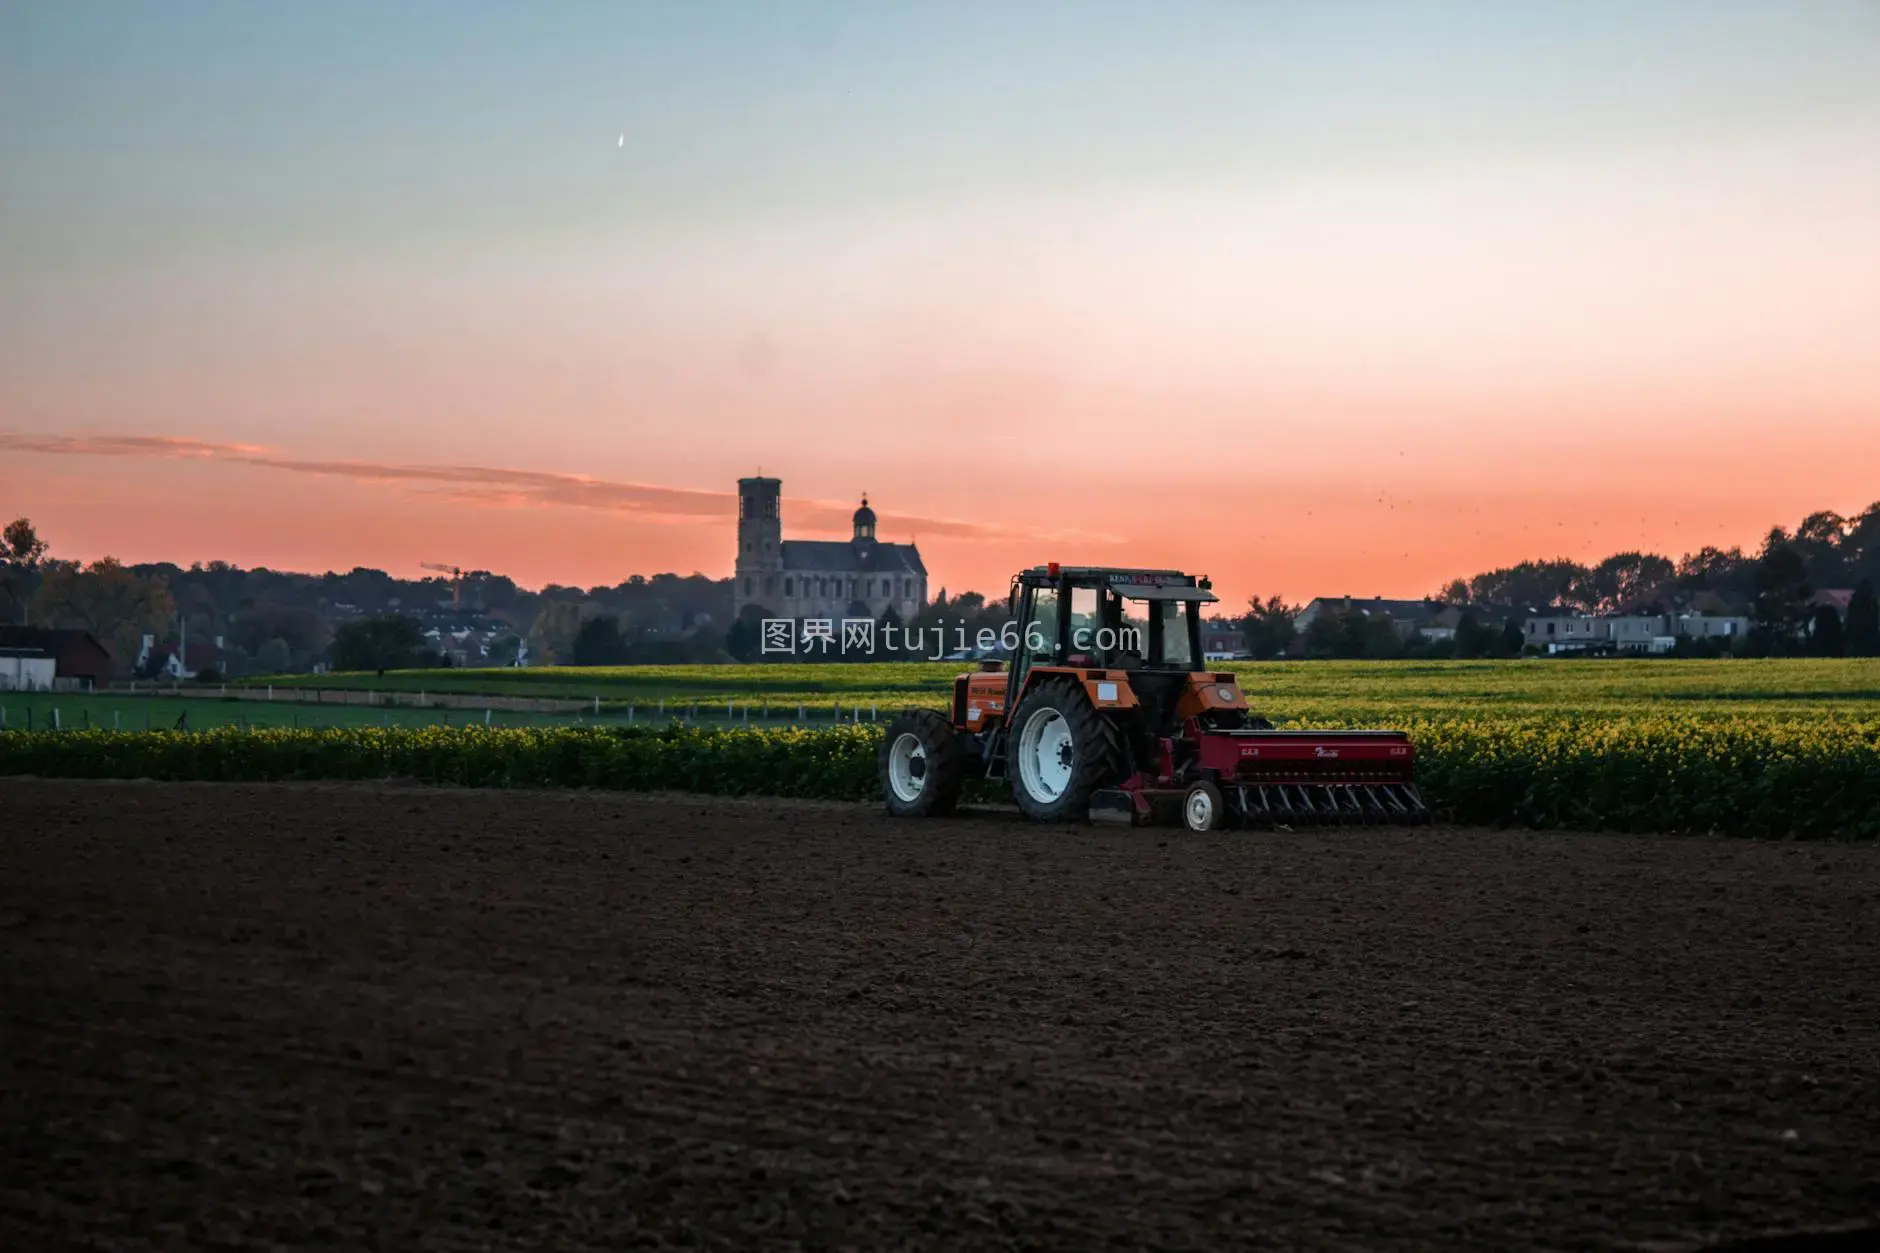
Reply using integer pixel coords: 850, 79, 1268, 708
1235, 501, 1880, 659
5, 498, 1876, 674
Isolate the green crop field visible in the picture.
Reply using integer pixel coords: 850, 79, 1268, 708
0, 692, 649, 734
247, 662, 954, 709
20, 659, 1872, 837
242, 658, 1880, 721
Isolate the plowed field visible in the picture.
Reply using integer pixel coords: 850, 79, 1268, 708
2, 780, 1876, 1251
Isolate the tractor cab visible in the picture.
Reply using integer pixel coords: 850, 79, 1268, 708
1005, 563, 1212, 688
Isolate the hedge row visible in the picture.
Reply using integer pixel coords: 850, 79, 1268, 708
1, 717, 1876, 839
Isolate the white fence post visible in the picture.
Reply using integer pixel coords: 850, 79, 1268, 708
594, 696, 600, 715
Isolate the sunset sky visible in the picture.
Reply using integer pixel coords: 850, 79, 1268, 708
4, 1, 1878, 605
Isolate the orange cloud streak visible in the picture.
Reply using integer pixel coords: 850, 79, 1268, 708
0, 431, 1120, 546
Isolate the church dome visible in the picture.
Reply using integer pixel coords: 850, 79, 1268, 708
852, 495, 876, 540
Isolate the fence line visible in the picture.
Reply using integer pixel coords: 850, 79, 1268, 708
103, 682, 589, 715
5, 692, 891, 734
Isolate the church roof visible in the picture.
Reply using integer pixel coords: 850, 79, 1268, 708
781, 539, 926, 576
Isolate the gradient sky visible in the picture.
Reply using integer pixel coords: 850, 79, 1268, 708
4, 1, 1878, 605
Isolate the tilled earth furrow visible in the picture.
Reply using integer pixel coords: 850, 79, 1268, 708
1, 780, 1876, 1251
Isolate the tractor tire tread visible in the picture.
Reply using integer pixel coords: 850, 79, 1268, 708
879, 707, 966, 817
1006, 677, 1126, 823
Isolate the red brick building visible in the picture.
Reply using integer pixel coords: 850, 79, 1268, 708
0, 627, 113, 687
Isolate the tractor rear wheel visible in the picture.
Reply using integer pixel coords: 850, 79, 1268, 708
1005, 679, 1125, 822
879, 708, 966, 817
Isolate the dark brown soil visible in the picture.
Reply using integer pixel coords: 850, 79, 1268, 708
1, 780, 1876, 1252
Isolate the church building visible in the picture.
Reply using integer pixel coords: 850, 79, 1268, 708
732, 476, 928, 622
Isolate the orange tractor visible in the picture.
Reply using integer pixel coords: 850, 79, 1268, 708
878, 564, 1430, 830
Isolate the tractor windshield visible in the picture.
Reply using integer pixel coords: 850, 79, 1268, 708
1010, 573, 1209, 675
1068, 586, 1198, 668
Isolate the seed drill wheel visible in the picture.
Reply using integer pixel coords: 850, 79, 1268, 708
879, 708, 966, 817
1182, 780, 1226, 831
1005, 679, 1125, 822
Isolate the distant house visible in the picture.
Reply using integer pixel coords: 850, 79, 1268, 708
1811, 589, 1855, 613
1525, 612, 1749, 654
425, 625, 493, 668
1293, 597, 1456, 640
1606, 616, 1672, 652
1524, 615, 1612, 654
1675, 613, 1749, 640
0, 627, 113, 688
137, 634, 229, 680
1525, 613, 1676, 655
1201, 624, 1245, 659
1420, 604, 1513, 642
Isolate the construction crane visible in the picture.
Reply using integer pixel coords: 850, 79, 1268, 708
420, 562, 465, 609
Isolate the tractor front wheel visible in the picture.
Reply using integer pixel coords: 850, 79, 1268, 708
1005, 680, 1125, 822
1182, 779, 1226, 831
879, 708, 966, 817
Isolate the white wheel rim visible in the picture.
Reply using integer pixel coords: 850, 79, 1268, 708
888, 732, 926, 802
1186, 788, 1214, 830
1017, 709, 1074, 803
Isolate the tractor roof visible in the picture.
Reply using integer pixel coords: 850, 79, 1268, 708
1014, 565, 1217, 601
1120, 583, 1218, 602
1018, 565, 1192, 581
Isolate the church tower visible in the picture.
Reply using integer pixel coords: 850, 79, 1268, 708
734, 475, 782, 613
